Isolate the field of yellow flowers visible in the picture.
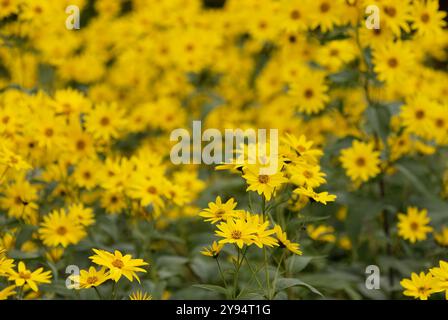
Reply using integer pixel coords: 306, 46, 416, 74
1, 0, 448, 301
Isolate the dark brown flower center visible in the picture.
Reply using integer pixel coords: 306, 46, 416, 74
56, 226, 67, 235
304, 89, 314, 99
356, 157, 366, 167
415, 110, 425, 119
100, 117, 110, 126
290, 10, 301, 20
231, 230, 242, 239
384, 6, 396, 17
86, 276, 98, 284
112, 259, 124, 268
320, 2, 330, 13
388, 58, 398, 68
421, 13, 430, 23
258, 175, 270, 184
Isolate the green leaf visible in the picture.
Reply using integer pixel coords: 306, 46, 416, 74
274, 278, 323, 297
395, 164, 433, 199
287, 256, 313, 273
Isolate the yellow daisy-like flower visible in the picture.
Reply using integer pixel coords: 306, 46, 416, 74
273, 225, 302, 255
429, 260, 448, 300
247, 213, 278, 248
85, 102, 126, 142
38, 209, 87, 248
400, 272, 436, 300
288, 70, 329, 114
242, 165, 288, 201
68, 203, 95, 227
129, 290, 152, 300
288, 164, 326, 188
373, 41, 415, 84
397, 207, 433, 243
377, 0, 412, 36
200, 241, 224, 258
89, 249, 148, 283
215, 218, 257, 249
400, 95, 434, 139
411, 0, 446, 37
200, 196, 238, 224
8, 261, 52, 292
70, 266, 109, 289
339, 140, 381, 183
0, 145, 32, 172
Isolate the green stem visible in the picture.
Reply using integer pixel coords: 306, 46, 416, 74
216, 257, 228, 288
263, 247, 271, 299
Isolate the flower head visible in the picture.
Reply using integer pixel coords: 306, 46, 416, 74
89, 249, 148, 283
8, 261, 52, 292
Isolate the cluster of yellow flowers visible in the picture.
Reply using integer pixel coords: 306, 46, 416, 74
0, 0, 447, 300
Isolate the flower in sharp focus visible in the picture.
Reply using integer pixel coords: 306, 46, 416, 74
89, 249, 148, 283
200, 196, 238, 224
70, 266, 110, 289
400, 272, 437, 300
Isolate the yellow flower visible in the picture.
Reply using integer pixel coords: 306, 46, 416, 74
288, 69, 329, 114
411, 0, 446, 37
307, 224, 336, 243
129, 290, 152, 300
68, 203, 95, 227
8, 262, 52, 292
400, 95, 435, 139
38, 209, 87, 248
288, 164, 326, 188
0, 285, 16, 300
339, 140, 381, 183
0, 145, 31, 172
200, 196, 238, 224
293, 186, 336, 205
215, 218, 257, 249
247, 213, 278, 248
70, 267, 110, 289
434, 226, 448, 247
373, 41, 415, 84
0, 179, 39, 220
429, 260, 448, 300
89, 249, 148, 283
243, 165, 288, 201
401, 272, 436, 300
85, 102, 127, 142
378, 0, 412, 36
397, 207, 433, 243
273, 225, 302, 255
201, 241, 224, 258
